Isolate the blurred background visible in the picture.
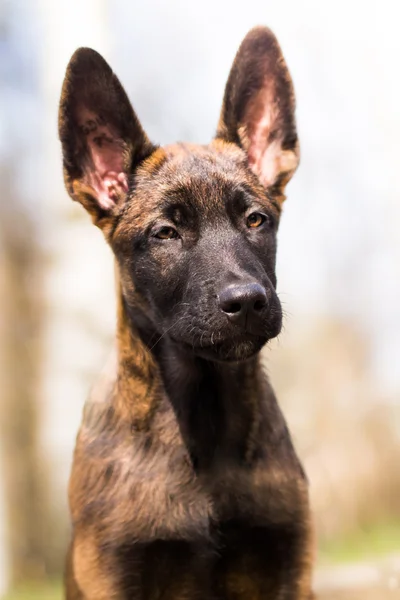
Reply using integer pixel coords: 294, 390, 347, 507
0, 0, 399, 598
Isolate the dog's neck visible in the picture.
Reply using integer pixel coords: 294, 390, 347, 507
115, 284, 268, 469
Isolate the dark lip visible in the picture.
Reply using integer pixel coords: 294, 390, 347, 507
172, 330, 263, 351
170, 332, 268, 363
194, 340, 265, 363
194, 334, 263, 352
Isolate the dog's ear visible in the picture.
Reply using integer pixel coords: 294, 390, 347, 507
59, 48, 154, 230
216, 27, 299, 202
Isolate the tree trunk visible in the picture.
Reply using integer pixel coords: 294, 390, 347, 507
0, 164, 53, 584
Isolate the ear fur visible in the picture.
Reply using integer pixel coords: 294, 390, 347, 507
216, 27, 299, 201
58, 48, 154, 230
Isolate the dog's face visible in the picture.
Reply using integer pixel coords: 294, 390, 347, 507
113, 142, 282, 361
59, 27, 299, 362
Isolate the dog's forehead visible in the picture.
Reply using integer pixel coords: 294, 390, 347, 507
130, 141, 257, 214
160, 140, 248, 177
154, 140, 249, 179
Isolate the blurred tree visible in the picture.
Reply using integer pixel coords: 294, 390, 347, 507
0, 1, 56, 586
0, 162, 55, 585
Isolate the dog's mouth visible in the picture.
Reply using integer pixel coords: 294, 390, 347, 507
172, 331, 268, 363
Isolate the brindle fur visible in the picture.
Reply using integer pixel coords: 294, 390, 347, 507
59, 26, 315, 600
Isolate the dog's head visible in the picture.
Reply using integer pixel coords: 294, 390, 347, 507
59, 27, 299, 362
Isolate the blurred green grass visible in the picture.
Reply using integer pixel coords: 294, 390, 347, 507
319, 520, 400, 564
2, 582, 62, 600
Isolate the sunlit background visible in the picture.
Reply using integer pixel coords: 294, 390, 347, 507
0, 0, 399, 598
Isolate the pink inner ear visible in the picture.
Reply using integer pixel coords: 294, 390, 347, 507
77, 108, 129, 210
245, 89, 298, 188
246, 88, 280, 187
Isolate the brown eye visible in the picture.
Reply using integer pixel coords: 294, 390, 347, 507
246, 212, 266, 228
154, 226, 179, 240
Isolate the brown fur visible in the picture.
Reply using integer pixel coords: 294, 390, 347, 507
59, 26, 315, 599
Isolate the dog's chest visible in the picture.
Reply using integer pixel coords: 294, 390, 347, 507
75, 397, 309, 598
124, 439, 214, 542
123, 428, 305, 544
114, 438, 307, 599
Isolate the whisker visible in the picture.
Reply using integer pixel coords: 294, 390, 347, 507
149, 315, 191, 351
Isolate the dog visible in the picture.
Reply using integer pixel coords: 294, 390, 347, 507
59, 26, 314, 600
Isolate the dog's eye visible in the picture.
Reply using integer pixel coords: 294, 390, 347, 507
154, 226, 179, 240
246, 212, 266, 228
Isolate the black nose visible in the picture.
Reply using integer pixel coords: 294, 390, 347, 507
218, 283, 268, 329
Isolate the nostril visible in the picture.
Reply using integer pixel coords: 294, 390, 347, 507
227, 302, 242, 314
253, 299, 266, 311
219, 300, 242, 314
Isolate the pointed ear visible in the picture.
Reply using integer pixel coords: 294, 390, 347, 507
58, 48, 154, 230
216, 27, 299, 202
